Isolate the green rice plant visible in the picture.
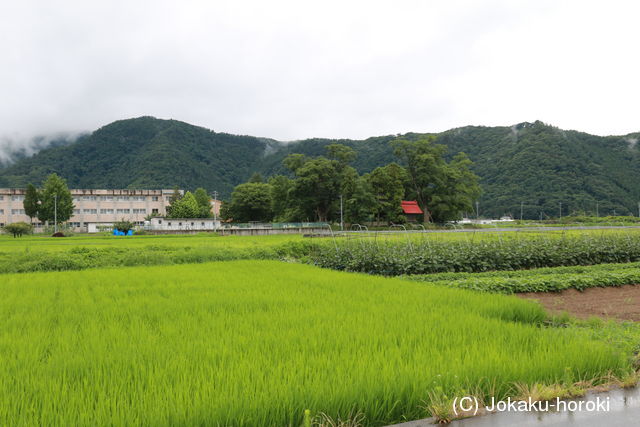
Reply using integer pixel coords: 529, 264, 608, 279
0, 261, 631, 426
0, 236, 319, 274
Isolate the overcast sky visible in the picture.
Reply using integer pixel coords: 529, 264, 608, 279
1, 0, 639, 151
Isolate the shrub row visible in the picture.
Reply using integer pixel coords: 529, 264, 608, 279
312, 234, 640, 275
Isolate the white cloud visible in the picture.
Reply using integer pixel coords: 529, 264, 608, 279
1, 0, 638, 154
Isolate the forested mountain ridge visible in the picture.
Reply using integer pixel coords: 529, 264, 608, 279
0, 117, 281, 197
0, 117, 638, 219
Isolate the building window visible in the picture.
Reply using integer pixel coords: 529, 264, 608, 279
73, 209, 81, 214
116, 209, 130, 214
167, 222, 171, 226
100, 209, 114, 214
83, 209, 97, 214
152, 196, 159, 201
11, 209, 25, 215
0, 195, 3, 200
158, 220, 162, 224
100, 196, 114, 201
11, 195, 24, 201
178, 222, 182, 226
133, 208, 147, 214
0, 209, 3, 215
152, 208, 159, 214
201, 222, 205, 226
117, 196, 130, 201
82, 196, 97, 201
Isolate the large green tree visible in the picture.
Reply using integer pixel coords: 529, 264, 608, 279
37, 173, 74, 224
193, 187, 212, 218
366, 163, 407, 223
428, 153, 481, 222
23, 183, 40, 223
287, 157, 341, 222
393, 137, 480, 222
167, 191, 200, 218
284, 144, 358, 222
344, 177, 378, 224
268, 175, 294, 221
225, 183, 273, 222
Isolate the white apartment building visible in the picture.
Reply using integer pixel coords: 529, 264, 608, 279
0, 188, 180, 232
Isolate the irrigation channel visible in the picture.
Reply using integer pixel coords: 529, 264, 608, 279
390, 387, 640, 427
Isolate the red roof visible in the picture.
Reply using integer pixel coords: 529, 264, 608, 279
401, 200, 423, 215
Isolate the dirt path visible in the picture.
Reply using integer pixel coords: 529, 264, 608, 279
518, 285, 640, 322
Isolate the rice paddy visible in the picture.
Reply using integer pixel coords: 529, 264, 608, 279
0, 260, 633, 426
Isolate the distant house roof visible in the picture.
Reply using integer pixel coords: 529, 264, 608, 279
401, 200, 423, 215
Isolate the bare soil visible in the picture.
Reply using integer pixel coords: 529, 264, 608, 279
518, 285, 640, 322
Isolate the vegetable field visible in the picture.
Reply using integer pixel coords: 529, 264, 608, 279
0, 261, 631, 426
314, 231, 640, 275
405, 261, 640, 293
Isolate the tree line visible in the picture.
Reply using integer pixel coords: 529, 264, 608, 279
8, 137, 479, 232
221, 137, 481, 224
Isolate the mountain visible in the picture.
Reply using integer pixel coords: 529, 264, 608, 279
0, 117, 282, 197
0, 117, 638, 219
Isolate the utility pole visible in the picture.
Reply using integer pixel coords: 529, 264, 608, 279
339, 194, 344, 231
559, 201, 562, 219
520, 202, 524, 221
596, 201, 599, 218
212, 190, 218, 227
476, 201, 480, 219
54, 193, 58, 233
